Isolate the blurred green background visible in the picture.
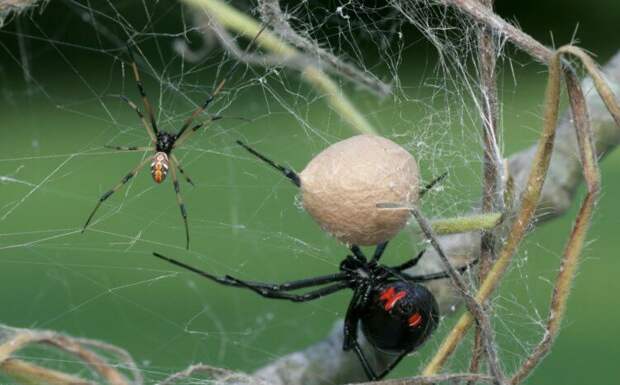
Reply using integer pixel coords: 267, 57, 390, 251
1, 0, 619, 384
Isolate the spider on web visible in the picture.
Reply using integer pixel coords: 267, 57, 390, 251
81, 29, 266, 249
153, 241, 476, 380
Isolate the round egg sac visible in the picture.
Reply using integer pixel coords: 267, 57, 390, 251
299, 134, 419, 246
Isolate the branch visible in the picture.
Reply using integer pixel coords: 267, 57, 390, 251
422, 44, 620, 376
0, 0, 44, 27
159, 364, 266, 385
0, 324, 140, 385
256, 0, 392, 98
179, 0, 379, 135
410, 207, 505, 384
353, 373, 495, 385
472, 0, 502, 377
1, 359, 96, 385
509, 60, 601, 385
430, 0, 553, 64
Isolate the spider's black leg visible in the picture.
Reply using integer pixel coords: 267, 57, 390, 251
400, 258, 479, 283
419, 172, 448, 198
104, 145, 153, 152
174, 116, 223, 148
342, 287, 363, 351
224, 276, 350, 302
342, 285, 381, 380
394, 249, 426, 271
175, 25, 267, 139
170, 154, 195, 187
169, 161, 190, 250
116, 95, 157, 142
247, 272, 350, 291
127, 45, 159, 137
236, 141, 301, 187
370, 241, 389, 263
152, 252, 349, 291
373, 351, 409, 380
176, 86, 225, 140
82, 157, 150, 232
349, 245, 366, 261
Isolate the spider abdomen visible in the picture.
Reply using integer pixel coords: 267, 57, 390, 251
151, 152, 169, 183
361, 282, 439, 353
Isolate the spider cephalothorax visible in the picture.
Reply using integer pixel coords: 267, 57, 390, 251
155, 131, 177, 154
152, 242, 474, 380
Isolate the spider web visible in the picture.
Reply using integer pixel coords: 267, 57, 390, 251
0, 1, 608, 384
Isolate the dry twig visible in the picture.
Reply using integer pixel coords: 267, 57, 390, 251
256, 0, 391, 97
159, 364, 266, 385
0, 324, 140, 385
0, 0, 45, 27
509, 60, 600, 385
471, 0, 502, 377
410, 207, 505, 384
422, 44, 619, 377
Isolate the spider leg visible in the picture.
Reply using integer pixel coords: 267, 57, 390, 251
116, 95, 157, 142
236, 141, 301, 187
399, 258, 479, 283
82, 157, 150, 232
169, 161, 190, 250
176, 84, 225, 139
373, 351, 409, 380
370, 241, 389, 263
170, 154, 195, 187
175, 25, 267, 139
246, 272, 350, 291
127, 45, 159, 136
342, 286, 380, 380
104, 145, 153, 152
419, 172, 448, 198
394, 249, 426, 271
224, 277, 349, 302
152, 252, 349, 291
349, 245, 367, 261
174, 116, 223, 148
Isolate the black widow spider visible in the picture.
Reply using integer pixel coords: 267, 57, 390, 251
82, 28, 266, 249
152, 143, 476, 380
152, 243, 476, 380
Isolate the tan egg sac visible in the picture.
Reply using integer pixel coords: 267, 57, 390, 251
299, 134, 419, 246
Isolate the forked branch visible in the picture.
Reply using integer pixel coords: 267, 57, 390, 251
509, 63, 601, 385
179, 0, 379, 135
422, 45, 618, 377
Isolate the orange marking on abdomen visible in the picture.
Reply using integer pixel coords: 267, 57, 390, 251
151, 152, 169, 184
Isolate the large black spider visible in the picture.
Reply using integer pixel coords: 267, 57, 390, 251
153, 242, 476, 380
81, 30, 266, 249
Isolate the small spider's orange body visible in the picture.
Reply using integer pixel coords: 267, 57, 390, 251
151, 152, 169, 183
